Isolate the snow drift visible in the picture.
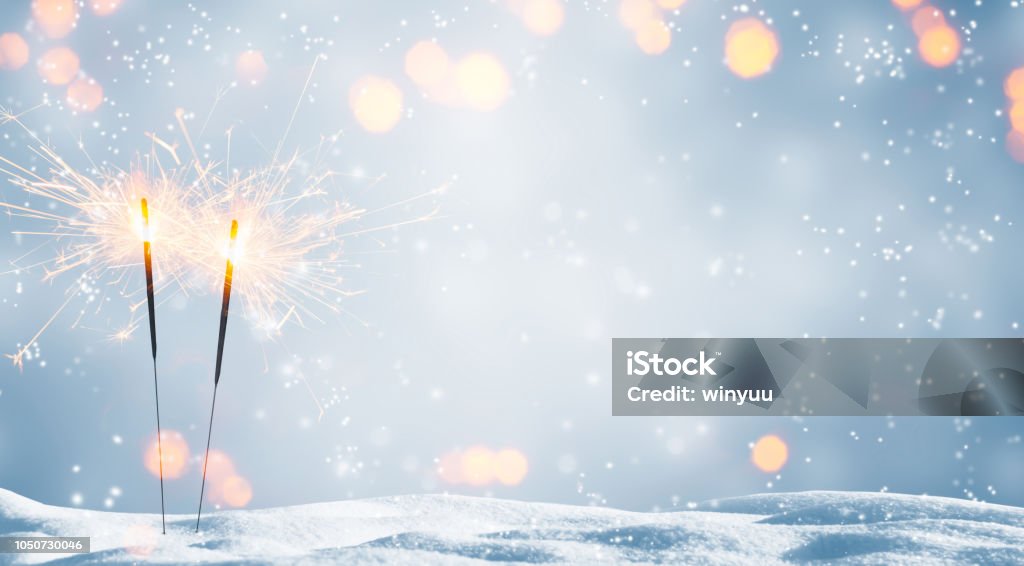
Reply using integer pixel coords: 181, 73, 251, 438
1, 488, 1022, 564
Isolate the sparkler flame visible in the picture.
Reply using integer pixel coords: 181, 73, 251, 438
227, 219, 238, 261
140, 197, 152, 243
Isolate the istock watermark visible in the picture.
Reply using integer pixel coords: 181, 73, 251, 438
613, 338, 1024, 416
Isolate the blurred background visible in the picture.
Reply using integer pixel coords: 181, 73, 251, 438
1, 0, 1023, 514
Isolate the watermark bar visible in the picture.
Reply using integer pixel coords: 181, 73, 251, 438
613, 338, 1024, 416
0, 537, 90, 554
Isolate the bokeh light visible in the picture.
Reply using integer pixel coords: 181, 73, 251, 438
203, 449, 235, 479
66, 77, 103, 111
144, 430, 190, 479
1004, 67, 1024, 159
635, 19, 671, 55
725, 18, 779, 79
910, 6, 945, 36
1010, 101, 1024, 133
405, 41, 450, 88
221, 474, 253, 507
521, 0, 564, 37
437, 450, 465, 484
460, 445, 496, 486
235, 49, 268, 86
917, 24, 959, 68
437, 446, 530, 487
454, 53, 510, 111
196, 449, 253, 507
751, 434, 788, 473
655, 0, 687, 9
0, 33, 30, 71
406, 43, 512, 111
1004, 67, 1024, 101
32, 0, 77, 39
202, 449, 236, 502
1007, 130, 1024, 163
37, 46, 79, 85
493, 448, 529, 486
348, 75, 404, 133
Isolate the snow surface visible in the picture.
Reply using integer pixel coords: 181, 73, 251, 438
1, 488, 1022, 564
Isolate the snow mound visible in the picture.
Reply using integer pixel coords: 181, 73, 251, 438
1, 488, 1022, 564
700, 490, 1024, 527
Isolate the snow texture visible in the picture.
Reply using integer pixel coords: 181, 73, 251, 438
1, 488, 1022, 564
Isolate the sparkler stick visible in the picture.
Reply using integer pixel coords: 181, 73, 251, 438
196, 219, 238, 533
140, 198, 166, 535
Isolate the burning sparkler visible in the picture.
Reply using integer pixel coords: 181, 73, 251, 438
1, 114, 439, 417
140, 198, 166, 534
0, 116, 204, 368
196, 218, 238, 533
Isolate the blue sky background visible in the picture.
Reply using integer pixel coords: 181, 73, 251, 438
1, 0, 1023, 514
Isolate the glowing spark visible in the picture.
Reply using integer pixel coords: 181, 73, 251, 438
109, 323, 137, 344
